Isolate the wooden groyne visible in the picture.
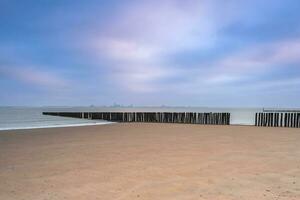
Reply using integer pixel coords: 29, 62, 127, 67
255, 112, 300, 128
43, 112, 230, 125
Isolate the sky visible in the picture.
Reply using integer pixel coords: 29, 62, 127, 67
1, 0, 300, 107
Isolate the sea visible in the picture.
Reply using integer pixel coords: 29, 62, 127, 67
0, 106, 266, 131
0, 107, 113, 131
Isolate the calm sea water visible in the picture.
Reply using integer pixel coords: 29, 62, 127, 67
0, 107, 113, 131
0, 106, 263, 131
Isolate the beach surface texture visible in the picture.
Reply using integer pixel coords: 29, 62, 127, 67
1, 123, 300, 199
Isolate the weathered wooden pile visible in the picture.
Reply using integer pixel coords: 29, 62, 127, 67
43, 112, 230, 125
255, 112, 300, 128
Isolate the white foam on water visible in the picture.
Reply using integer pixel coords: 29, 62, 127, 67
0, 121, 115, 131
0, 107, 114, 131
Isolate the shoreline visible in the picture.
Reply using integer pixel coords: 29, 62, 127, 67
1, 121, 297, 132
0, 121, 115, 131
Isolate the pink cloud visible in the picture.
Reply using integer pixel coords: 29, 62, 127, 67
217, 37, 300, 73
194, 37, 300, 86
84, 0, 235, 93
0, 65, 68, 89
149, 37, 300, 94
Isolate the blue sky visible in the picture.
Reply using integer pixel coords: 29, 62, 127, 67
1, 0, 300, 107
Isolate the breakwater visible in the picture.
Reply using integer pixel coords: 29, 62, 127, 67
43, 112, 230, 125
255, 112, 300, 128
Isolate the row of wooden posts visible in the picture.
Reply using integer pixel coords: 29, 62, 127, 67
255, 112, 300, 128
43, 112, 230, 125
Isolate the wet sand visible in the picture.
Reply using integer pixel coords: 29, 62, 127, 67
1, 123, 300, 200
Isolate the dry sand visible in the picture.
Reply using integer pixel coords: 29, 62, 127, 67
0, 123, 300, 200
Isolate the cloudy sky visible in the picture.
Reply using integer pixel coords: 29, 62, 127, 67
1, 0, 300, 107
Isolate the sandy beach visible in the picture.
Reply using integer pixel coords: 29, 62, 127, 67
1, 123, 300, 200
